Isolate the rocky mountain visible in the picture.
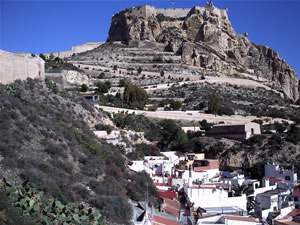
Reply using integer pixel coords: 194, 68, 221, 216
107, 4, 299, 101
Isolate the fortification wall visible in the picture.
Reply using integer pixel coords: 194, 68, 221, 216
72, 42, 103, 54
129, 5, 227, 20
204, 6, 228, 19
0, 50, 45, 84
45, 42, 103, 58
156, 8, 191, 18
130, 5, 156, 18
49, 50, 73, 58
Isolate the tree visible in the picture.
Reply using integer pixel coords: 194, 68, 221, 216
137, 66, 142, 74
119, 79, 126, 87
49, 53, 55, 60
207, 94, 221, 116
99, 72, 105, 79
39, 54, 46, 61
123, 81, 147, 109
157, 119, 189, 152
95, 81, 111, 94
199, 119, 212, 131
169, 100, 182, 110
232, 184, 253, 196
80, 84, 88, 92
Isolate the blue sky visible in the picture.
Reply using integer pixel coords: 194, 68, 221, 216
1, 0, 299, 77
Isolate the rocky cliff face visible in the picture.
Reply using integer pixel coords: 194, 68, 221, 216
107, 5, 299, 101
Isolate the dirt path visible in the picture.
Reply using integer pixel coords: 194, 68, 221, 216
96, 105, 288, 124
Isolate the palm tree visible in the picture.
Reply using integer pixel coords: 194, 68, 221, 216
231, 183, 253, 196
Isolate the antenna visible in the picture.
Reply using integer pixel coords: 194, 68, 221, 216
171, 0, 174, 9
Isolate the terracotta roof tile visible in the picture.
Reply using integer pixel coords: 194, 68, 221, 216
288, 209, 300, 217
223, 215, 259, 223
163, 206, 179, 218
164, 198, 181, 210
152, 215, 181, 225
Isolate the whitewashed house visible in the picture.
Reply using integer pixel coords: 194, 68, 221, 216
293, 184, 300, 209
264, 164, 298, 188
183, 179, 248, 214
197, 214, 261, 225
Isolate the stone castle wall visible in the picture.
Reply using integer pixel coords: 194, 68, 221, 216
156, 8, 191, 18
0, 50, 45, 84
45, 42, 103, 58
130, 5, 156, 18
129, 5, 228, 20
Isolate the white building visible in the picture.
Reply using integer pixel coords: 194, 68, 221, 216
184, 180, 247, 214
197, 214, 261, 225
293, 184, 300, 209
207, 122, 261, 141
255, 188, 291, 219
264, 164, 298, 188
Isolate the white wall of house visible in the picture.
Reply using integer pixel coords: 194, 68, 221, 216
251, 180, 276, 196
184, 186, 247, 211
129, 160, 145, 172
181, 169, 219, 184
226, 220, 261, 225
264, 164, 297, 188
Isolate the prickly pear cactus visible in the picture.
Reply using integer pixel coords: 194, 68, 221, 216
0, 178, 106, 225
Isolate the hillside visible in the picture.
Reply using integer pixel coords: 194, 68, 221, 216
106, 4, 299, 101
56, 4, 300, 179
0, 79, 157, 224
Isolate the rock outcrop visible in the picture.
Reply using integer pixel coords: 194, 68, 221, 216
107, 5, 299, 101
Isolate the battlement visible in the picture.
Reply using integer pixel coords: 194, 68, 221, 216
127, 5, 228, 20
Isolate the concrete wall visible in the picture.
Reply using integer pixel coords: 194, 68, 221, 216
0, 50, 44, 84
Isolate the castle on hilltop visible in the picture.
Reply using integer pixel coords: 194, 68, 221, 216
125, 2, 228, 20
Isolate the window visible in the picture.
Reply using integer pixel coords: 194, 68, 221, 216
295, 197, 299, 202
285, 176, 291, 181
296, 205, 300, 209
251, 128, 254, 135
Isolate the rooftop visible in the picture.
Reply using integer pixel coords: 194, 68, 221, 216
223, 215, 259, 223
288, 209, 300, 217
152, 215, 181, 225
258, 188, 288, 197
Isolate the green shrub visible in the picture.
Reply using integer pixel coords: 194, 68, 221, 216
123, 81, 147, 109
80, 84, 88, 92
137, 66, 142, 74
95, 81, 111, 94
95, 124, 113, 134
